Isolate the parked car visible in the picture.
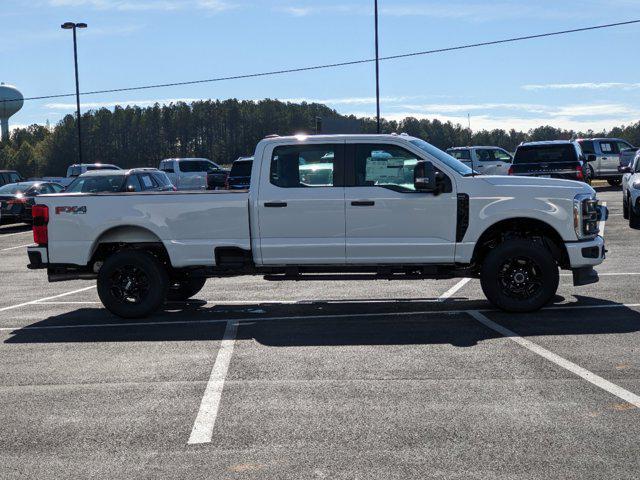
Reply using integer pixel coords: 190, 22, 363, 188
225, 157, 253, 190
576, 138, 635, 187
446, 146, 512, 175
28, 134, 606, 318
0, 181, 64, 224
158, 158, 229, 191
509, 141, 587, 182
65, 168, 175, 194
619, 150, 640, 226
61, 163, 122, 186
0, 170, 23, 187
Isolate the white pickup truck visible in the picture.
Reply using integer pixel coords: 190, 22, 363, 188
27, 134, 607, 318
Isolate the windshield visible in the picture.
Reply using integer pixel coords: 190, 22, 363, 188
409, 139, 474, 176
0, 183, 36, 195
66, 175, 127, 193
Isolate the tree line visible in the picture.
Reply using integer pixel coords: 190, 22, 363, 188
2, 98, 640, 178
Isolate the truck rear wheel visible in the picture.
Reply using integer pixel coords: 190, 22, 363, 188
630, 202, 640, 229
623, 194, 630, 220
97, 250, 169, 319
480, 239, 559, 313
166, 277, 207, 301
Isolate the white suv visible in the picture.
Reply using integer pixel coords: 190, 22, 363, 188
446, 146, 512, 175
621, 151, 640, 227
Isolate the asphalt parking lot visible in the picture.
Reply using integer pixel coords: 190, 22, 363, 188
1, 186, 639, 479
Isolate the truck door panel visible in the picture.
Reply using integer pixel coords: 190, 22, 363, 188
344, 143, 457, 264
257, 143, 346, 265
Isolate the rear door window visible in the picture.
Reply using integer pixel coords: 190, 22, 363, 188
271, 145, 338, 188
599, 141, 617, 154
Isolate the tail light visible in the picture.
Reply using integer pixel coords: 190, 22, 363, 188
224, 178, 230, 190
507, 166, 514, 175
172, 186, 178, 191
7, 197, 27, 206
32, 205, 49, 245
576, 165, 584, 181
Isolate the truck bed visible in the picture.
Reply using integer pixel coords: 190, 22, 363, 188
38, 191, 250, 268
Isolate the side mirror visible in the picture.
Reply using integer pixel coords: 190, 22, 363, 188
414, 160, 438, 193
618, 165, 633, 174
586, 154, 597, 162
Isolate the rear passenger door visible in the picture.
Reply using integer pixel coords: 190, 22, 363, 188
257, 142, 346, 265
598, 141, 620, 176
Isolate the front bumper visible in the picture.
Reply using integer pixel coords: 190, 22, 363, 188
27, 246, 48, 269
566, 236, 605, 269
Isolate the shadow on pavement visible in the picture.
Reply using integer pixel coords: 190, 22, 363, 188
0, 224, 30, 235
5, 296, 640, 347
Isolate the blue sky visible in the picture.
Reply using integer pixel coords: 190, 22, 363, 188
4, 0, 640, 132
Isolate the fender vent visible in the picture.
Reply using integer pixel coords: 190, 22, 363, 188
456, 194, 470, 242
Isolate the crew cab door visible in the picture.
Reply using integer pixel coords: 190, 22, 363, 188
256, 142, 346, 265
597, 140, 622, 176
344, 142, 457, 264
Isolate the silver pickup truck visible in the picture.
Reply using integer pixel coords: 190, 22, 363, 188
577, 138, 635, 186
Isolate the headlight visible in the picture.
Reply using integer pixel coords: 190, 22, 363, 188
574, 193, 600, 240
632, 180, 640, 190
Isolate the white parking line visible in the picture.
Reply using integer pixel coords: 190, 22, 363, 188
188, 320, 238, 445
438, 278, 471, 301
0, 286, 96, 313
468, 310, 640, 409
1, 243, 33, 252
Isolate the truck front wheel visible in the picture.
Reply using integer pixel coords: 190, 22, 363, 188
166, 277, 207, 301
480, 239, 559, 312
97, 250, 169, 319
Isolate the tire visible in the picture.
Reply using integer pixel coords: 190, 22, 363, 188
623, 194, 630, 220
607, 178, 622, 187
480, 239, 559, 313
97, 250, 169, 319
166, 277, 207, 301
630, 201, 640, 229
583, 164, 593, 185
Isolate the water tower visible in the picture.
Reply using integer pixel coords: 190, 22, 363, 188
0, 83, 24, 142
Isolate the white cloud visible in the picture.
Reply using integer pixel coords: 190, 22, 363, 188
523, 82, 640, 91
47, 0, 238, 12
276, 1, 585, 21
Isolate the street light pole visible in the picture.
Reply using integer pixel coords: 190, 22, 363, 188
61, 22, 87, 164
374, 0, 381, 134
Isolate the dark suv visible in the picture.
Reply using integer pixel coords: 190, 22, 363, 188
225, 157, 253, 190
509, 141, 588, 183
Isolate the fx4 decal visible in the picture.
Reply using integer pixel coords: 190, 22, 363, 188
55, 206, 87, 215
